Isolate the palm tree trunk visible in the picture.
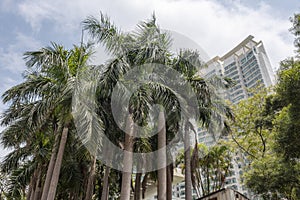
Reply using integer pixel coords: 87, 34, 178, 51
26, 172, 34, 200
157, 110, 167, 200
199, 169, 205, 196
141, 173, 148, 199
134, 173, 141, 200
98, 166, 105, 200
33, 166, 42, 200
85, 156, 97, 200
26, 182, 33, 200
41, 133, 59, 200
206, 163, 210, 195
167, 164, 173, 200
101, 165, 110, 200
101, 143, 114, 200
30, 187, 35, 200
47, 125, 69, 200
120, 115, 135, 200
27, 166, 38, 200
184, 124, 192, 200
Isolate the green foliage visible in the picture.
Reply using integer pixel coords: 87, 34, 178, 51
230, 87, 272, 160
0, 43, 96, 199
0, 11, 233, 199
232, 13, 300, 200
275, 59, 300, 159
289, 13, 300, 56
190, 142, 232, 197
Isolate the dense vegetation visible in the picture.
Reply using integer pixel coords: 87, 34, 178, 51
0, 11, 299, 200
230, 13, 300, 200
0, 13, 232, 200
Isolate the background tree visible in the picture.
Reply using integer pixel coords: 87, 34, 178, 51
233, 13, 300, 200
229, 87, 272, 160
189, 142, 232, 198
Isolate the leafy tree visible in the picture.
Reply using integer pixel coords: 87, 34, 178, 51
189, 143, 232, 198
233, 13, 300, 200
229, 87, 272, 160
275, 59, 300, 159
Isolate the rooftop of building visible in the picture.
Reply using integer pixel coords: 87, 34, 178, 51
206, 35, 263, 65
197, 188, 250, 200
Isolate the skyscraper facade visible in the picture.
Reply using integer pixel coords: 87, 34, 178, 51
195, 35, 275, 198
209, 35, 275, 104
146, 35, 275, 199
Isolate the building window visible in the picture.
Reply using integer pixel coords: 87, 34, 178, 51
231, 185, 238, 190
253, 47, 257, 53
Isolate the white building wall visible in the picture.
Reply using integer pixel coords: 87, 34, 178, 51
194, 35, 275, 199
145, 35, 275, 200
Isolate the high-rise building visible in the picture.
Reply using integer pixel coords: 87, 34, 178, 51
203, 35, 275, 104
195, 35, 275, 198
145, 35, 275, 200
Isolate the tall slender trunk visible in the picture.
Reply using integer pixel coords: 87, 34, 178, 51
33, 166, 42, 200
193, 169, 201, 198
120, 115, 135, 200
26, 181, 33, 200
141, 173, 148, 199
41, 133, 59, 200
30, 187, 35, 200
157, 110, 167, 200
98, 165, 104, 200
206, 163, 210, 195
27, 166, 39, 200
184, 123, 192, 200
85, 156, 97, 200
26, 171, 35, 200
199, 168, 205, 196
101, 166, 110, 200
166, 164, 173, 200
47, 125, 69, 200
101, 143, 114, 200
134, 173, 141, 200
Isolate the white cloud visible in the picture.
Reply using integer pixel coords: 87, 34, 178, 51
18, 2, 57, 31
0, 32, 41, 74
14, 0, 295, 71
0, 0, 17, 12
0, 0, 297, 160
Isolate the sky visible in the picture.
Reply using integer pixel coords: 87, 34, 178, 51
0, 0, 299, 157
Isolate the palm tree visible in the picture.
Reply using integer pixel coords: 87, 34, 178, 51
27, 44, 93, 200
83, 13, 173, 200
172, 49, 234, 199
1, 81, 61, 199
83, 13, 233, 200
190, 143, 232, 197
157, 110, 167, 199
1, 43, 94, 200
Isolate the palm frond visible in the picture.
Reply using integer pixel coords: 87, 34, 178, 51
6, 161, 36, 199
1, 146, 32, 173
83, 12, 129, 56
134, 15, 172, 64
72, 66, 105, 156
